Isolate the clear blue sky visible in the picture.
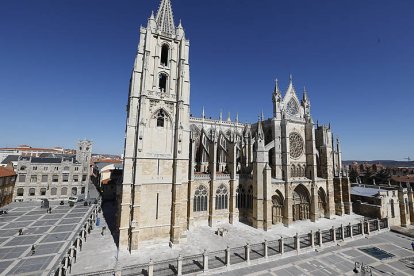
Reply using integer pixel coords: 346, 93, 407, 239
0, 0, 413, 160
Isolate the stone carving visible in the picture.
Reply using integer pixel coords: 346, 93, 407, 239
289, 132, 304, 159
286, 99, 299, 116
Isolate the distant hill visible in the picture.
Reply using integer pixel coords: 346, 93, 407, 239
343, 160, 414, 168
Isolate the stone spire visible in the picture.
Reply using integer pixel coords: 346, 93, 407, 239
156, 0, 176, 35
257, 115, 264, 141
302, 86, 309, 103
273, 78, 281, 96
272, 78, 282, 118
286, 74, 295, 94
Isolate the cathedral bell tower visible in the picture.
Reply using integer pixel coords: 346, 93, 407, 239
119, 0, 191, 251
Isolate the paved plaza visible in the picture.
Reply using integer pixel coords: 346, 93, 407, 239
220, 231, 414, 276
70, 212, 367, 275
0, 201, 95, 276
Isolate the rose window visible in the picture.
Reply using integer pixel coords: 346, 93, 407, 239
289, 132, 304, 159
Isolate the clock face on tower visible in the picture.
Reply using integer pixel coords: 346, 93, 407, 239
286, 99, 299, 116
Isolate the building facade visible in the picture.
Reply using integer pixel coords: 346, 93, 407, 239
0, 145, 65, 163
119, 0, 352, 251
13, 140, 92, 202
351, 183, 414, 227
0, 167, 17, 208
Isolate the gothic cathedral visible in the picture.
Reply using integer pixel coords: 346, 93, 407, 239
119, 0, 352, 251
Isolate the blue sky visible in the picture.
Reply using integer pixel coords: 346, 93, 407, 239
0, 0, 413, 160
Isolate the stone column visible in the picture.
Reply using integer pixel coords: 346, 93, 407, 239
366, 220, 371, 235
228, 141, 237, 225
245, 243, 250, 264
177, 255, 183, 276
331, 226, 336, 243
360, 220, 365, 237
295, 233, 300, 253
310, 184, 318, 222
264, 240, 268, 259
341, 224, 345, 241
376, 219, 381, 232
310, 230, 315, 248
279, 238, 284, 255
187, 138, 196, 230
226, 246, 231, 267
349, 223, 353, 239
203, 250, 208, 272
283, 185, 293, 226
208, 139, 218, 227
318, 229, 322, 247
148, 259, 154, 276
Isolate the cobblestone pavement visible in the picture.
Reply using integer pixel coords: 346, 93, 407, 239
0, 186, 96, 276
219, 231, 414, 276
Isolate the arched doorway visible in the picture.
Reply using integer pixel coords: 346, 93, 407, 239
272, 191, 284, 224
318, 187, 327, 218
292, 185, 310, 221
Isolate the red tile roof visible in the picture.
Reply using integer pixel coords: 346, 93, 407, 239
0, 167, 16, 177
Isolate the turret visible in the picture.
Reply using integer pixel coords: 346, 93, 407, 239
272, 79, 282, 118
301, 86, 311, 119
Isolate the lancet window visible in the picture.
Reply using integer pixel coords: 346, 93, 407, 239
193, 185, 208, 212
215, 184, 228, 210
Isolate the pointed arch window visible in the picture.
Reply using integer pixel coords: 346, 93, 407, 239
159, 73, 168, 92
157, 110, 165, 127
161, 44, 169, 66
215, 184, 228, 210
194, 185, 208, 212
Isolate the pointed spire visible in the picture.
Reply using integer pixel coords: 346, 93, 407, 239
261, 110, 264, 121
273, 78, 281, 95
156, 0, 176, 35
202, 106, 205, 118
302, 86, 309, 102
219, 110, 223, 121
227, 112, 231, 122
150, 10, 155, 20
285, 74, 296, 96
236, 112, 239, 123
257, 115, 264, 140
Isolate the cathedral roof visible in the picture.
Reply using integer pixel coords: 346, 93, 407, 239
156, 0, 176, 35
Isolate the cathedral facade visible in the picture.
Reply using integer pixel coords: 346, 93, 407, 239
119, 0, 352, 251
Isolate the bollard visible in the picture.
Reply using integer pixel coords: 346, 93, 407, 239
245, 243, 250, 264
349, 223, 353, 239
279, 238, 284, 255
203, 249, 208, 272
318, 229, 322, 247
376, 219, 380, 232
341, 224, 345, 241
226, 246, 231, 267
148, 259, 154, 276
366, 220, 371, 235
310, 230, 315, 248
360, 220, 365, 236
177, 254, 183, 276
264, 240, 268, 259
332, 226, 336, 243
295, 233, 300, 253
